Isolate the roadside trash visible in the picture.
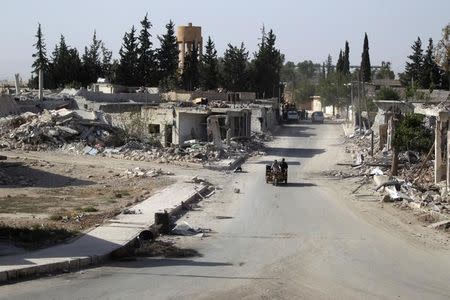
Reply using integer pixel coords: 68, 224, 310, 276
171, 221, 203, 236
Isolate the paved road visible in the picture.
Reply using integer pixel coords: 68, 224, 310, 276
2, 123, 450, 299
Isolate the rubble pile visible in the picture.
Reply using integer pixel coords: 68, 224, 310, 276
123, 167, 174, 178
93, 132, 269, 165
344, 129, 450, 219
0, 109, 122, 151
112, 136, 266, 164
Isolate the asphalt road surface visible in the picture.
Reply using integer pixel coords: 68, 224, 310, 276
2, 122, 450, 300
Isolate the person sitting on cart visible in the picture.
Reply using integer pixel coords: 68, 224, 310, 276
280, 158, 288, 173
271, 160, 281, 173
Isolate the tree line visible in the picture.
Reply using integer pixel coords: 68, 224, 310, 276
400, 24, 450, 92
31, 16, 284, 98
282, 23, 449, 110
282, 32, 386, 109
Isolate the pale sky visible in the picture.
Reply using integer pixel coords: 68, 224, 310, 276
1, 0, 449, 81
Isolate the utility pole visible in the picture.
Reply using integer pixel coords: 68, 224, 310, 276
357, 74, 362, 131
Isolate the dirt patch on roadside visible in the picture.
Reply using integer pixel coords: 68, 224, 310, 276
0, 223, 77, 250
0, 153, 176, 252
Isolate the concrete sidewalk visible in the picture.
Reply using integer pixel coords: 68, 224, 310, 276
0, 182, 208, 283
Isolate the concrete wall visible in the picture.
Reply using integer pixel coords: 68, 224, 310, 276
141, 107, 175, 146
192, 91, 227, 101
107, 110, 144, 138
238, 92, 256, 101
77, 90, 160, 104
161, 91, 192, 102
177, 112, 208, 144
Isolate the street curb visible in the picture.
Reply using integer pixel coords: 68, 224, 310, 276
0, 184, 209, 285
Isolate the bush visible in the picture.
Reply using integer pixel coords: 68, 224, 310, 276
393, 113, 433, 153
376, 87, 400, 100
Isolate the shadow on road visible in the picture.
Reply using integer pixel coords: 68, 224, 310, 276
283, 182, 316, 187
251, 160, 301, 165
276, 125, 316, 138
265, 147, 325, 158
110, 258, 233, 268
113, 270, 277, 280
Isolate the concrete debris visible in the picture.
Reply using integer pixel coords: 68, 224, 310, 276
0, 109, 122, 151
100, 134, 266, 166
124, 167, 174, 178
123, 208, 142, 215
171, 221, 203, 236
427, 220, 450, 230
189, 176, 209, 184
344, 124, 450, 218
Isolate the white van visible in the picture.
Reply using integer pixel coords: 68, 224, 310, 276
287, 111, 299, 122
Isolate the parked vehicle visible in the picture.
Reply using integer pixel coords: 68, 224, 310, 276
311, 111, 324, 124
286, 110, 299, 122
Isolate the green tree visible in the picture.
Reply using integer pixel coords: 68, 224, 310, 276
343, 41, 350, 75
52, 35, 82, 87
181, 45, 200, 91
222, 43, 250, 91
156, 20, 179, 90
360, 33, 371, 82
32, 23, 49, 74
137, 13, 157, 86
401, 37, 423, 87
336, 50, 344, 74
391, 113, 433, 175
30, 23, 54, 89
100, 43, 113, 81
253, 27, 283, 98
435, 23, 449, 89
393, 113, 433, 153
116, 26, 139, 86
421, 38, 442, 90
374, 61, 395, 80
280, 61, 296, 84
80, 31, 105, 86
375, 87, 400, 100
200, 36, 219, 90
325, 54, 333, 76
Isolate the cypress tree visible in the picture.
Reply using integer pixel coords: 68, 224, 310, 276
360, 33, 371, 82
343, 41, 350, 75
137, 13, 157, 86
156, 20, 179, 90
336, 50, 344, 73
326, 54, 333, 76
200, 36, 219, 90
